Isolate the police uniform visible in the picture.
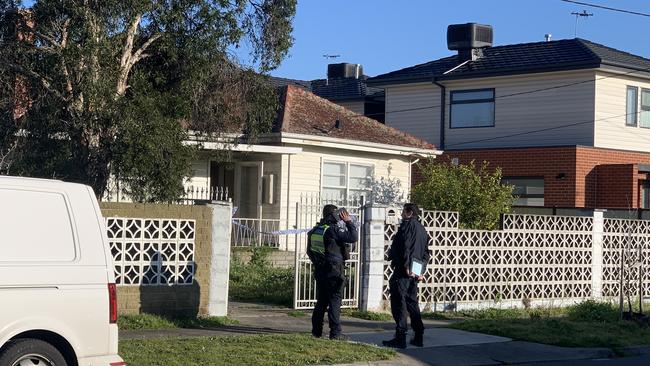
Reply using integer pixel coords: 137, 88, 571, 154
385, 216, 430, 348
306, 216, 358, 339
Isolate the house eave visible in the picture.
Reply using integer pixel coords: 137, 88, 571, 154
279, 133, 441, 157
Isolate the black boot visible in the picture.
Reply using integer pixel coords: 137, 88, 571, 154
382, 335, 407, 349
410, 333, 423, 347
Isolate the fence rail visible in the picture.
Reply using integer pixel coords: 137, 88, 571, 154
177, 185, 231, 205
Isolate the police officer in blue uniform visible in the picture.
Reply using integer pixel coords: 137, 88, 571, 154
307, 204, 358, 340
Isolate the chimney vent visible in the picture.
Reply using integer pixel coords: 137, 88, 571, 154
327, 63, 363, 80
447, 23, 493, 61
545, 34, 552, 42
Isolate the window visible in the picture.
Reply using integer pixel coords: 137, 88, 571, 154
502, 177, 544, 207
450, 89, 495, 128
0, 189, 76, 262
626, 86, 638, 127
322, 161, 373, 202
642, 89, 650, 129
642, 181, 650, 209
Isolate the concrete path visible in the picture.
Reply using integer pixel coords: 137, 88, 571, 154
349, 328, 510, 349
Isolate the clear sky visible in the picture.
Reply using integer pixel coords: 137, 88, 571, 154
265, 0, 650, 81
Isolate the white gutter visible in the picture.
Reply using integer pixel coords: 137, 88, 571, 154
185, 140, 303, 154
279, 133, 442, 157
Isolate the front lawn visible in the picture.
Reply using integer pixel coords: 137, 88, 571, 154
119, 334, 395, 366
448, 300, 650, 349
119, 313, 239, 330
229, 248, 294, 307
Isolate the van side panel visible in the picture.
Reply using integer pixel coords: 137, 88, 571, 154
0, 181, 112, 359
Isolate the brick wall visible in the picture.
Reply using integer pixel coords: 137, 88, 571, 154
100, 203, 213, 317
437, 146, 578, 207
233, 249, 295, 269
417, 146, 650, 209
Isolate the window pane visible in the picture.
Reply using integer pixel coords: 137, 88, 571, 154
322, 188, 345, 201
350, 177, 370, 190
502, 177, 544, 207
627, 87, 638, 126
349, 164, 372, 179
642, 90, 650, 107
452, 90, 494, 102
641, 111, 650, 128
323, 175, 346, 187
323, 162, 345, 175
323, 162, 346, 187
0, 189, 76, 262
451, 102, 494, 128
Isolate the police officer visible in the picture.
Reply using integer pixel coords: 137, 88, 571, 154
383, 203, 431, 349
307, 204, 358, 340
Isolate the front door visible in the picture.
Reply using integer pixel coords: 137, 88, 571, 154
236, 162, 263, 219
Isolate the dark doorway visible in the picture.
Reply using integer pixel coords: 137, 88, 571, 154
209, 161, 235, 200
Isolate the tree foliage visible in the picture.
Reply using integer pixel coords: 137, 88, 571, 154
0, 0, 295, 201
411, 159, 514, 230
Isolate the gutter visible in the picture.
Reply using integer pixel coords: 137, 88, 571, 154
432, 78, 446, 150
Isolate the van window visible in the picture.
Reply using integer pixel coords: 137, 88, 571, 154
0, 189, 76, 262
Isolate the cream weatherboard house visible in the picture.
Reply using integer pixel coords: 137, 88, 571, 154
183, 85, 439, 248
368, 23, 650, 210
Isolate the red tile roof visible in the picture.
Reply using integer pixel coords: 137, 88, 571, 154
275, 85, 435, 150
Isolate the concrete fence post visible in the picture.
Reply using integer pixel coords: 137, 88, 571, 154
207, 202, 232, 316
360, 204, 387, 312
591, 210, 604, 299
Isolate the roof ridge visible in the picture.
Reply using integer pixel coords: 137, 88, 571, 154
573, 38, 603, 63
577, 38, 650, 64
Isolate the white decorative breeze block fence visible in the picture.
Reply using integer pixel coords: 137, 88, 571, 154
106, 218, 196, 286
379, 210, 650, 311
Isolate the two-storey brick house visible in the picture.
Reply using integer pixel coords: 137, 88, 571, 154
367, 23, 650, 209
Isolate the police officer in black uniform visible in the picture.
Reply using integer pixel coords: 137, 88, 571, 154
307, 204, 358, 340
383, 203, 431, 349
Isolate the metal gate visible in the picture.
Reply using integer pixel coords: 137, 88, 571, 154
294, 194, 364, 309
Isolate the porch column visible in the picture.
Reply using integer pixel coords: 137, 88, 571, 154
591, 210, 604, 299
360, 204, 387, 312
207, 202, 232, 316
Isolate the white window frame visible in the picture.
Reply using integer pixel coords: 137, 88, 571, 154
321, 160, 374, 202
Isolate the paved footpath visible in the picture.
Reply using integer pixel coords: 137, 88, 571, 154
120, 302, 650, 365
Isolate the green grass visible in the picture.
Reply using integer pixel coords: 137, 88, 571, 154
118, 313, 239, 331
229, 248, 294, 307
341, 309, 393, 321
448, 301, 650, 349
451, 318, 650, 349
119, 334, 395, 366
422, 305, 567, 321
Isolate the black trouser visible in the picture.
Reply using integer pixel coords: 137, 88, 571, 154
389, 274, 424, 338
312, 262, 346, 338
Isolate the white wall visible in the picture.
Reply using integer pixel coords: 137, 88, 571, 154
336, 100, 365, 115
594, 71, 650, 152
384, 83, 441, 145
443, 70, 596, 149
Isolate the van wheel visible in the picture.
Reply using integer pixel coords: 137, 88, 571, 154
0, 339, 67, 366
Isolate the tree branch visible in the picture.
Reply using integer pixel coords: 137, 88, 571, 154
132, 33, 161, 63
0, 61, 65, 101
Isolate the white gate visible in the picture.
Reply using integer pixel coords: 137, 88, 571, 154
294, 194, 364, 309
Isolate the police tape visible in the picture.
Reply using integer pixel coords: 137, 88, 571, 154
231, 217, 361, 236
231, 220, 311, 235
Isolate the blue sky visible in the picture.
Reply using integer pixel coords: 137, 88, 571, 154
265, 0, 650, 80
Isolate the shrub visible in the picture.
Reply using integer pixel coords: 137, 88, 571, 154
567, 300, 619, 323
411, 159, 514, 230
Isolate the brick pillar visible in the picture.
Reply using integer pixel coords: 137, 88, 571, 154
360, 204, 387, 312
591, 210, 604, 299
207, 202, 232, 316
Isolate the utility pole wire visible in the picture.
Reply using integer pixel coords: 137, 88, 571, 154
562, 0, 650, 17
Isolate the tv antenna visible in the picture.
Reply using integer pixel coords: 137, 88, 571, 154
323, 54, 341, 59
571, 10, 593, 37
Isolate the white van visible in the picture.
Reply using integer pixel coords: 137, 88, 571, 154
0, 176, 124, 366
